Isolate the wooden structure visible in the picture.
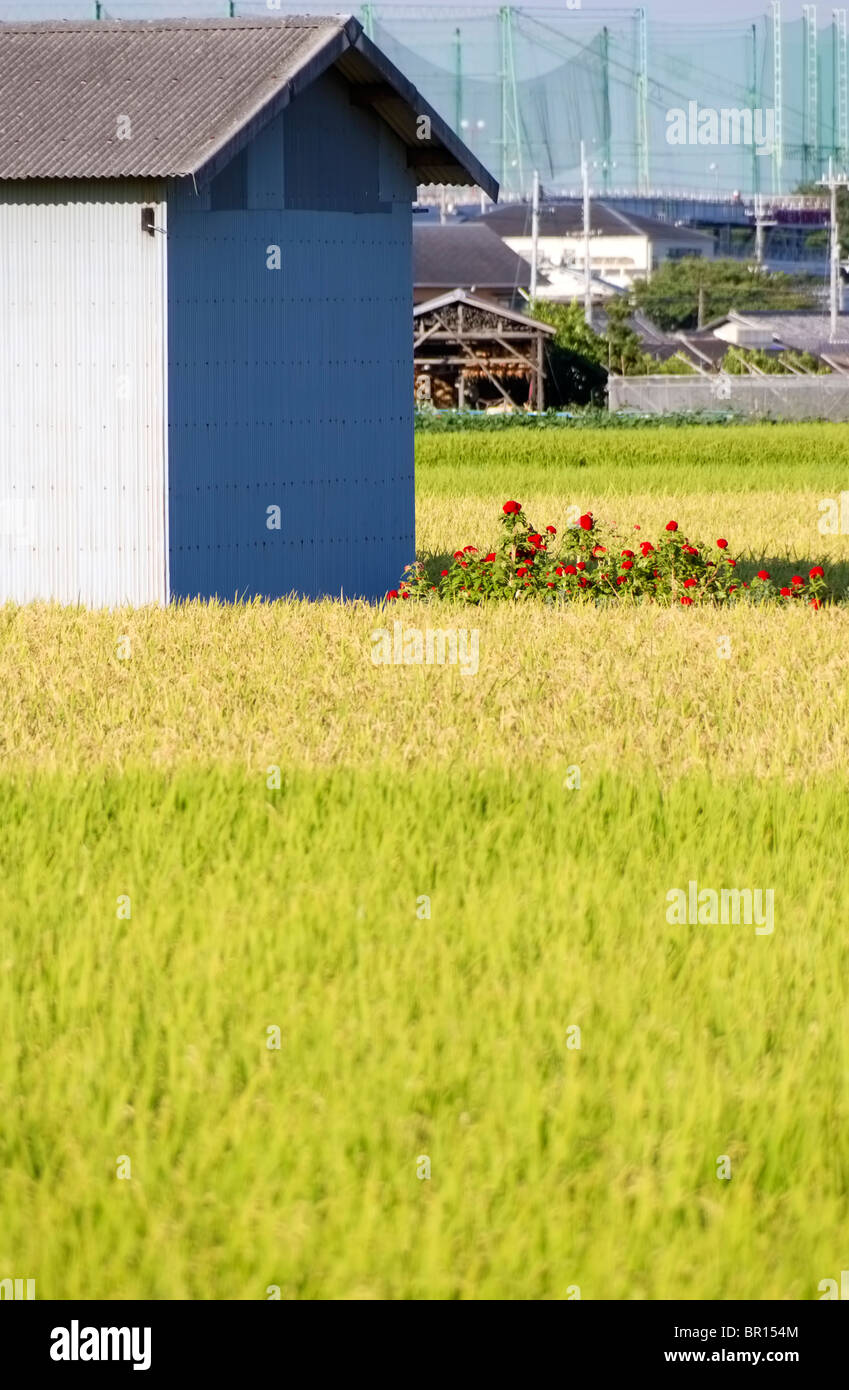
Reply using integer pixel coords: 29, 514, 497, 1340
413, 290, 555, 411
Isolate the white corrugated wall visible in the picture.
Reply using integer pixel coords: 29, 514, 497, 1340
0, 180, 167, 606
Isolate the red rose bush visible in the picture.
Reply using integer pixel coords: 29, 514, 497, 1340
391, 503, 833, 608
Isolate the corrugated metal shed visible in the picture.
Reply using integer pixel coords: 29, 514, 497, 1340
0, 17, 497, 606
0, 15, 498, 197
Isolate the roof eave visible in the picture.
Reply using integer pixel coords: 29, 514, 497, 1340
349, 23, 498, 201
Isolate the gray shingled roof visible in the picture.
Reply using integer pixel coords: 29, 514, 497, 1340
0, 15, 497, 196
720, 310, 849, 350
414, 222, 540, 291
473, 199, 714, 245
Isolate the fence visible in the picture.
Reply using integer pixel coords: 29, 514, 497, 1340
608, 373, 849, 421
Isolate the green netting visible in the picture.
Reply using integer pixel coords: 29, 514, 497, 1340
4, 3, 848, 196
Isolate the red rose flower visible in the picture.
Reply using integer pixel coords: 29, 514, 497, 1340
621, 559, 633, 570
453, 550, 464, 560
529, 533, 543, 548
780, 587, 792, 597
517, 566, 528, 577
564, 564, 577, 575
640, 542, 654, 556
666, 521, 678, 532
463, 546, 477, 554
484, 553, 496, 562
386, 590, 399, 600
680, 595, 693, 605
791, 575, 804, 586
503, 500, 521, 515
546, 525, 557, 535
592, 545, 607, 557
683, 577, 697, 588
726, 558, 736, 567
577, 561, 587, 571
809, 565, 824, 578
757, 569, 770, 581
811, 598, 821, 609
401, 591, 409, 599
716, 538, 728, 549
440, 570, 448, 576
621, 549, 635, 558
579, 513, 593, 530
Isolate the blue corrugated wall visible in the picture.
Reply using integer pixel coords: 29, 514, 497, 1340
166, 71, 415, 602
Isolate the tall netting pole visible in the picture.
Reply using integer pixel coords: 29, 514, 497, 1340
601, 25, 612, 193
834, 9, 848, 173
454, 26, 462, 135
498, 6, 524, 196
634, 7, 649, 193
802, 5, 819, 184
772, 0, 784, 194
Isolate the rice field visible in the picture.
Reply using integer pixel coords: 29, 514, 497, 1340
2, 422, 849, 1300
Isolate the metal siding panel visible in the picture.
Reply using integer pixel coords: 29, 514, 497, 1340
283, 69, 382, 213
167, 200, 413, 602
0, 181, 167, 606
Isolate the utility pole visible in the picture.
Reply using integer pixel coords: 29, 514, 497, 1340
530, 169, 540, 300
818, 158, 849, 341
830, 159, 840, 340
581, 141, 592, 327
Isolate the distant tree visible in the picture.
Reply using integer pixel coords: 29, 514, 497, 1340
630, 257, 820, 332
795, 180, 848, 259
528, 299, 608, 404
603, 296, 648, 375
720, 346, 830, 375
528, 294, 696, 402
